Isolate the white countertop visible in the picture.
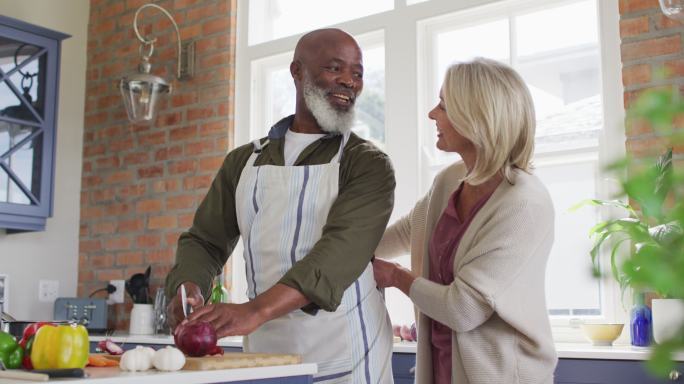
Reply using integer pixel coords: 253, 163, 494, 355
91, 333, 684, 362
0, 364, 317, 384
394, 341, 684, 361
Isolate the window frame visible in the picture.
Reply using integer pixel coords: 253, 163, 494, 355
234, 0, 625, 341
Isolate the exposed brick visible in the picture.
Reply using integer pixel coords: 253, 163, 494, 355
202, 17, 231, 35
653, 13, 683, 31
626, 136, 670, 158
138, 165, 165, 179
116, 252, 144, 266
136, 234, 162, 248
165, 232, 182, 247
136, 199, 162, 213
117, 219, 144, 233
81, 0, 237, 301
183, 175, 213, 190
169, 159, 197, 174
148, 215, 178, 229
619, 0, 659, 13
123, 152, 150, 165
185, 139, 215, 155
167, 195, 197, 210
105, 171, 134, 185
664, 58, 684, 78
155, 145, 184, 161
623, 63, 652, 86
105, 237, 132, 251
199, 156, 224, 171
91, 254, 115, 268
80, 240, 102, 253
179, 213, 194, 228
97, 269, 124, 281
621, 35, 681, 61
152, 179, 180, 193
170, 126, 199, 141
620, 16, 649, 38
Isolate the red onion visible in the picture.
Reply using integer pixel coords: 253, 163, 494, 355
174, 321, 218, 357
97, 339, 124, 355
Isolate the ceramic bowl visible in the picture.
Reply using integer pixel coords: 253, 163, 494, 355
581, 323, 624, 346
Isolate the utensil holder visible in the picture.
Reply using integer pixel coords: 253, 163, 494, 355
129, 303, 154, 335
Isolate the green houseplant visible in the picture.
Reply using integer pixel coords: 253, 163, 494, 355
577, 88, 684, 376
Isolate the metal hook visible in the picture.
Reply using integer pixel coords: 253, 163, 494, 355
132, 3, 183, 79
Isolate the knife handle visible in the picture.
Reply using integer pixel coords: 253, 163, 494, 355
0, 370, 49, 381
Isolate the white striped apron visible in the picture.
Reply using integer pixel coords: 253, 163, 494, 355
235, 135, 393, 383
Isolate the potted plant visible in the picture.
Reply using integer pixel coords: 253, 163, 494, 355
577, 88, 684, 376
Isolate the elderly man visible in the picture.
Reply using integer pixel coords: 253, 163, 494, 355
164, 28, 395, 383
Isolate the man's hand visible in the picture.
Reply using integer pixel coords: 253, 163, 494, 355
166, 282, 204, 332
186, 302, 265, 338
183, 283, 310, 338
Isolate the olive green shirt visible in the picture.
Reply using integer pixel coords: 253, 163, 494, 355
165, 116, 395, 312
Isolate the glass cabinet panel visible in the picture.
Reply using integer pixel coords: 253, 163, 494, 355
0, 15, 68, 231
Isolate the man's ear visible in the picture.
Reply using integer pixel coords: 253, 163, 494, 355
290, 60, 302, 82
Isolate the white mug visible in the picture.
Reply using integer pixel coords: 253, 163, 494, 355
129, 303, 155, 335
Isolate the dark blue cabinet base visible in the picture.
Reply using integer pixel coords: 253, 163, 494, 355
392, 353, 683, 384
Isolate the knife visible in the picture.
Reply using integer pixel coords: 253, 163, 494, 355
180, 283, 188, 319
32, 368, 85, 378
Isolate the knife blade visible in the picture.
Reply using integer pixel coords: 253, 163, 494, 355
180, 283, 188, 319
32, 368, 85, 378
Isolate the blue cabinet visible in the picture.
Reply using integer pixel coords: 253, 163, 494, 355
391, 353, 683, 384
0, 15, 69, 232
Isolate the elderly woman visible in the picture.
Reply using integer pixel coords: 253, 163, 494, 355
373, 58, 557, 384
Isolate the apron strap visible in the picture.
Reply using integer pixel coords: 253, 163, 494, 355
247, 139, 269, 167
330, 132, 350, 164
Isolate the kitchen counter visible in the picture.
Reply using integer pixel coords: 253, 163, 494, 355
91, 334, 684, 361
0, 364, 317, 384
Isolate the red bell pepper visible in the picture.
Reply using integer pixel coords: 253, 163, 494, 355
19, 322, 54, 369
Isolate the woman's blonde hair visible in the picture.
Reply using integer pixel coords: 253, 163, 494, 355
442, 57, 535, 185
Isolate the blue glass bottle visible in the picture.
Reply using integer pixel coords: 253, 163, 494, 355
630, 292, 652, 347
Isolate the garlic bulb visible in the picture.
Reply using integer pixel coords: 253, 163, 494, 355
153, 346, 186, 371
119, 346, 156, 371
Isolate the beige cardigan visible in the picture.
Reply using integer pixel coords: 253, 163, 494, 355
376, 162, 557, 384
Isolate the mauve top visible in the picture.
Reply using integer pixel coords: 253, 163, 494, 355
428, 184, 495, 384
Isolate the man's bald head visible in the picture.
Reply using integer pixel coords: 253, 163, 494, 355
293, 29, 359, 64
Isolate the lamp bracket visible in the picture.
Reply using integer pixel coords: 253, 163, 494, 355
132, 3, 193, 80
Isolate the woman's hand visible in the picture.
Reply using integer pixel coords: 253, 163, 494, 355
372, 258, 417, 296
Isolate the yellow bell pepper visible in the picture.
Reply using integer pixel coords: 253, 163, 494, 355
30, 324, 89, 369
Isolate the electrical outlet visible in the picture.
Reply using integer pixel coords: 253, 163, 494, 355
38, 280, 59, 302
108, 280, 125, 304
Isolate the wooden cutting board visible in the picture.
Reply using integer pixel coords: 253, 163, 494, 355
183, 352, 302, 370
102, 352, 302, 371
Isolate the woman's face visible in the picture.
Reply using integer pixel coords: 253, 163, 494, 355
428, 87, 472, 154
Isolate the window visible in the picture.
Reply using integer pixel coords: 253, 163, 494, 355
235, 0, 624, 340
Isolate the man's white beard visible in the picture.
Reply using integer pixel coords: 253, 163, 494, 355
302, 74, 356, 134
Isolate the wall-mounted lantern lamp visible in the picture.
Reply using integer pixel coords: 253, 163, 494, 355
660, 0, 684, 21
120, 3, 194, 125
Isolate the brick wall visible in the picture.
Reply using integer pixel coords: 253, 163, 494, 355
80, 0, 236, 329
620, 0, 684, 158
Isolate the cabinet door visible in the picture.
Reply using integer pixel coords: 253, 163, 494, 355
392, 353, 416, 383
555, 359, 684, 384
0, 15, 67, 231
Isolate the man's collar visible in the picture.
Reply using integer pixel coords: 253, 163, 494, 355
267, 114, 341, 140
